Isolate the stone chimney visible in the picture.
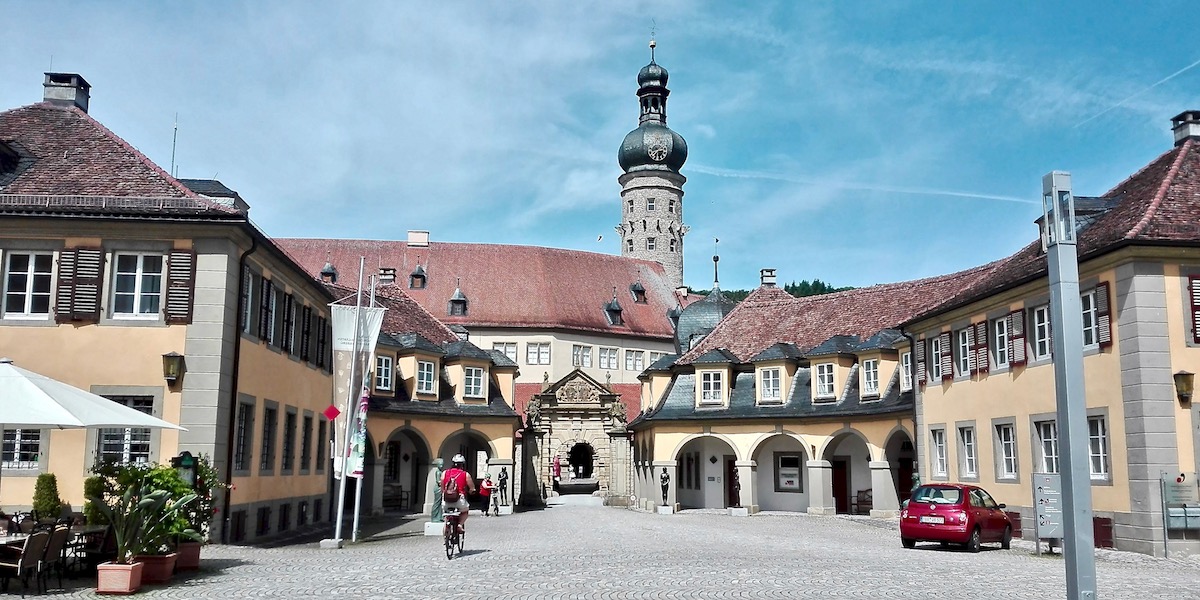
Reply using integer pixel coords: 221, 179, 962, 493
43, 73, 90, 112
407, 230, 429, 247
1172, 111, 1200, 147
760, 268, 777, 287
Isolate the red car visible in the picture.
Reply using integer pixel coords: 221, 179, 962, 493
900, 483, 1013, 552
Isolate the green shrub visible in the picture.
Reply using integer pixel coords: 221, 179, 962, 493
32, 473, 63, 519
181, 454, 228, 542
83, 476, 106, 525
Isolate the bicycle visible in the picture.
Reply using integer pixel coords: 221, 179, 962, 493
443, 507, 464, 559
490, 494, 500, 517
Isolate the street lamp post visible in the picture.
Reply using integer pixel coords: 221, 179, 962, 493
1042, 171, 1097, 599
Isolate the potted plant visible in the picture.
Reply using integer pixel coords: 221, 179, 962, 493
90, 477, 196, 594
175, 454, 226, 570
132, 466, 200, 584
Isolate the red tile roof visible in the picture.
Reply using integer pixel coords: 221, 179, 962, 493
514, 382, 642, 424
681, 265, 996, 364
325, 282, 459, 346
276, 239, 680, 339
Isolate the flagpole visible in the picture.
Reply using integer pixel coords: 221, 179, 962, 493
351, 275, 377, 542
333, 257, 366, 545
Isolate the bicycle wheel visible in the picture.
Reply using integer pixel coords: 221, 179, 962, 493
444, 524, 454, 559
457, 530, 465, 553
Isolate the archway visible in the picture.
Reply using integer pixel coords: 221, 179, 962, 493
675, 435, 738, 509
438, 429, 494, 479
821, 431, 872, 514
568, 442, 594, 479
884, 429, 916, 504
380, 428, 431, 511
751, 434, 808, 512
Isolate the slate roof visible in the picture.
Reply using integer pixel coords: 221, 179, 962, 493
749, 342, 804, 363
275, 238, 680, 338
806, 335, 861, 357
444, 339, 493, 362
487, 349, 518, 369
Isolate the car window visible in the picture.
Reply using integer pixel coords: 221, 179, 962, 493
977, 489, 999, 509
911, 486, 962, 504
969, 490, 984, 508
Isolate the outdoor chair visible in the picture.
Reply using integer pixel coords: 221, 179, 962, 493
0, 529, 50, 598
79, 525, 116, 572
39, 525, 70, 591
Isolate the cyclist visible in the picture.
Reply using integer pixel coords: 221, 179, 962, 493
442, 454, 475, 534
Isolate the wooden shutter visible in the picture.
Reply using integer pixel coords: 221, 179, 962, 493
281, 293, 294, 352
1008, 310, 1027, 367
71, 248, 104, 322
165, 249, 196, 324
55, 248, 77, 323
1192, 277, 1200, 345
965, 326, 977, 375
974, 321, 990, 374
300, 305, 312, 361
915, 337, 927, 385
258, 279, 273, 340
316, 316, 328, 368
938, 332, 953, 381
1095, 281, 1113, 349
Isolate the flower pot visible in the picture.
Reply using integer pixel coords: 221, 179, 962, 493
97, 561, 143, 594
175, 540, 202, 570
134, 553, 177, 584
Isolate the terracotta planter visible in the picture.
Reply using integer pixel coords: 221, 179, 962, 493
97, 561, 143, 595
134, 553, 177, 584
175, 541, 202, 570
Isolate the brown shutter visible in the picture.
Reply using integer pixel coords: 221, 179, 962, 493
1095, 281, 1113, 349
965, 326, 977, 375
259, 279, 273, 339
1192, 277, 1200, 345
316, 316, 328, 368
71, 248, 104, 322
165, 249, 196, 324
300, 305, 313, 361
1009, 310, 1027, 367
975, 321, 990, 374
938, 332, 953, 381
915, 337, 927, 385
281, 293, 294, 352
55, 248, 77, 323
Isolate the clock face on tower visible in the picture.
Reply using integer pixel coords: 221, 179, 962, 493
647, 140, 668, 162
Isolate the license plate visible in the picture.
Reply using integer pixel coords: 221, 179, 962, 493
919, 515, 944, 524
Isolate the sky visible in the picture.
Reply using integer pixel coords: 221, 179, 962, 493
2, 1, 1199, 291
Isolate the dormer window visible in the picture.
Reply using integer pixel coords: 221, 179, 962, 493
448, 282, 468, 316
605, 293, 623, 326
409, 265, 427, 289
463, 366, 485, 398
630, 281, 647, 303
319, 262, 338, 284
700, 371, 723, 405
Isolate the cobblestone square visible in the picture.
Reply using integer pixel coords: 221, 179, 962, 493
34, 505, 1200, 598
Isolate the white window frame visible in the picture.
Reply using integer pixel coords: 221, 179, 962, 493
526, 342, 550, 366
900, 351, 912, 391
416, 360, 436, 394
240, 267, 253, 333
815, 363, 835, 398
626, 238, 634, 252
861, 359, 879, 396
992, 317, 1009, 368
2, 251, 54, 320
647, 197, 656, 211
625, 350, 645, 372
375, 355, 393, 391
699, 371, 724, 404
760, 367, 781, 403
1081, 289, 1098, 348
493, 342, 517, 362
572, 344, 592, 368
1037, 421, 1059, 474
930, 337, 943, 380
956, 329, 970, 375
997, 424, 1018, 480
931, 429, 947, 477
959, 427, 977, 478
599, 347, 618, 370
1032, 305, 1051, 359
1088, 416, 1109, 480
463, 366, 485, 398
669, 238, 677, 252
98, 395, 154, 464
646, 238, 656, 251
111, 252, 164, 319
2, 428, 43, 470
649, 351, 667, 364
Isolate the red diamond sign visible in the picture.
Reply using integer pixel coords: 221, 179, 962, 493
323, 405, 341, 421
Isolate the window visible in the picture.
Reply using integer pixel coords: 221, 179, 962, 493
760, 367, 781, 403
256, 506, 271, 536
930, 337, 943, 380
234, 402, 253, 471
281, 295, 296, 352
774, 453, 803, 492
281, 411, 296, 472
956, 329, 971, 375
572, 344, 592, 368
900, 352, 912, 391
464, 366, 485, 398
261, 406, 277, 472
266, 285, 278, 345
700, 371, 723, 404
646, 238, 656, 251
1088, 416, 1109, 480
316, 420, 327, 473
1032, 305, 1051, 359
3, 252, 52, 318
669, 199, 675, 213
992, 317, 1009, 368
649, 351, 667, 364
959, 427, 977, 478
97, 395, 153, 463
493, 342, 517, 362
230, 510, 247, 543
112, 253, 163, 318
815, 363, 835, 398
2, 429, 41, 470
300, 415, 313, 472
278, 504, 291, 532
931, 429, 947, 477
240, 267, 253, 333
625, 350, 645, 372
1081, 290, 1098, 348
626, 238, 634, 252
375, 355, 393, 391
1036, 421, 1058, 473
862, 359, 879, 396
627, 198, 634, 212
996, 424, 1017, 479
526, 342, 550, 365
669, 238, 677, 252
647, 197, 656, 210
599, 347, 619, 370
417, 360, 436, 394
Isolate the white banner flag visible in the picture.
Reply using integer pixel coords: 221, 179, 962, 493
330, 304, 386, 352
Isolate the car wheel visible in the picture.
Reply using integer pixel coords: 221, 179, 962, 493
1001, 526, 1012, 550
967, 528, 981, 553
902, 537, 915, 549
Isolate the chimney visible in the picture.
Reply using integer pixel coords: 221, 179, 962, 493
407, 230, 429, 247
1172, 111, 1200, 147
760, 268, 777, 287
43, 73, 90, 112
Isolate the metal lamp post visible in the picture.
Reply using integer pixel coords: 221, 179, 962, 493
1042, 171, 1097, 599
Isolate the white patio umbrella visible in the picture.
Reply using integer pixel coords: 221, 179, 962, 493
0, 357, 185, 496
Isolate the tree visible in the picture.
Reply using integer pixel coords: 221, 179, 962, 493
32, 472, 64, 519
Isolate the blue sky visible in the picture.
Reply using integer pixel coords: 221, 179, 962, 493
2, 1, 1198, 291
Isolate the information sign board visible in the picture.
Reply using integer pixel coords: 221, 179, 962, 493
1033, 472, 1063, 539
1162, 472, 1199, 506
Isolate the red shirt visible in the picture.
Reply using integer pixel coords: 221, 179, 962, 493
442, 468, 468, 496
480, 480, 495, 498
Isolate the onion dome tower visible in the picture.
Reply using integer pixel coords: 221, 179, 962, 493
616, 39, 688, 291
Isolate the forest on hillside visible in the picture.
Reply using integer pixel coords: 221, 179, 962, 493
690, 279, 853, 302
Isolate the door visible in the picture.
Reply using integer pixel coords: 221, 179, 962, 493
896, 458, 914, 503
724, 457, 737, 508
832, 458, 850, 514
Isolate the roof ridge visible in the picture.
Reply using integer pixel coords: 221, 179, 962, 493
1125, 138, 1193, 239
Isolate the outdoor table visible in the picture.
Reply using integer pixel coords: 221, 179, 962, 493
0, 533, 29, 546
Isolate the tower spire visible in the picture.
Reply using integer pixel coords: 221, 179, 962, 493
712, 253, 720, 290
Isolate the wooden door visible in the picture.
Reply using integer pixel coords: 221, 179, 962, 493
724, 457, 738, 508
832, 458, 850, 514
896, 458, 914, 503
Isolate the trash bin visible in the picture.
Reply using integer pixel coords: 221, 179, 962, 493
1093, 517, 1113, 548
1005, 511, 1022, 538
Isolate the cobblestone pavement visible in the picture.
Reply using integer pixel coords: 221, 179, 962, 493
37, 506, 1200, 598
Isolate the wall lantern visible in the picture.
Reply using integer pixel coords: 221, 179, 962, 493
171, 451, 198, 489
162, 352, 185, 384
1174, 370, 1194, 405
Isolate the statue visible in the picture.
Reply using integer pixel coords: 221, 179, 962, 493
430, 458, 445, 522
731, 469, 742, 508
607, 399, 627, 425
525, 396, 542, 428
498, 466, 509, 506
910, 471, 921, 495
660, 467, 670, 506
